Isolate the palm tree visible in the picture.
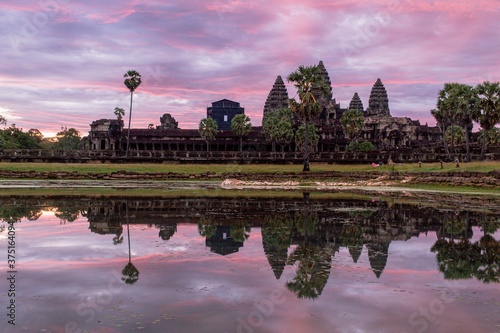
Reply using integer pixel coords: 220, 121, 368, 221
474, 81, 500, 160
123, 70, 142, 156
445, 125, 465, 145
231, 114, 252, 152
431, 108, 450, 158
114, 107, 125, 121
287, 65, 329, 171
198, 118, 218, 152
439, 83, 477, 161
478, 127, 500, 147
436, 83, 462, 160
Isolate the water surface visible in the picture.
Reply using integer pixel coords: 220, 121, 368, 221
0, 193, 498, 333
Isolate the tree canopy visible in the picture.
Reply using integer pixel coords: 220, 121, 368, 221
340, 109, 365, 140
123, 70, 142, 156
231, 114, 252, 152
474, 81, 500, 160
198, 117, 218, 151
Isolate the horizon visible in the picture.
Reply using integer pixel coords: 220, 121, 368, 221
2, 0, 499, 138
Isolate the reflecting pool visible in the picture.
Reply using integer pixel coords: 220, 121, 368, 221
0, 191, 499, 333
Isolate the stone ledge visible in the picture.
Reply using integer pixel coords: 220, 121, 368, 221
0, 169, 499, 187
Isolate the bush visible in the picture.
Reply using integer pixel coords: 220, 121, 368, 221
346, 141, 376, 152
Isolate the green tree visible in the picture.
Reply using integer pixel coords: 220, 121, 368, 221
123, 70, 142, 156
340, 109, 365, 140
198, 118, 218, 152
445, 125, 465, 145
436, 83, 476, 161
231, 114, 252, 152
287, 65, 329, 171
474, 81, 500, 160
53, 127, 81, 150
0, 124, 41, 149
346, 141, 376, 152
262, 111, 279, 152
295, 124, 319, 153
0, 115, 6, 126
436, 83, 468, 160
274, 108, 295, 152
431, 108, 450, 158
28, 129, 44, 144
478, 128, 500, 146
263, 108, 294, 153
114, 107, 125, 121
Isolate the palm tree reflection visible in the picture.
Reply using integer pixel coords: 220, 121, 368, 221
431, 211, 499, 283
286, 192, 333, 299
122, 202, 139, 285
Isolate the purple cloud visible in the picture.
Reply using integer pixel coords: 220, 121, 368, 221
1, 0, 499, 136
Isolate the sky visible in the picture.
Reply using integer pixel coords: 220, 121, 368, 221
1, 0, 499, 137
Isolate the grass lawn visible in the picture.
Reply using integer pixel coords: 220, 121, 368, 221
0, 161, 499, 174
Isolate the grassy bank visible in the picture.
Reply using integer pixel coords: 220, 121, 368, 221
0, 161, 499, 174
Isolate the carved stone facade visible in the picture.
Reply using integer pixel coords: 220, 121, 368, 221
88, 119, 123, 151
157, 113, 179, 130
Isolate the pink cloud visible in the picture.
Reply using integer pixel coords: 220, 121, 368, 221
0, 0, 498, 136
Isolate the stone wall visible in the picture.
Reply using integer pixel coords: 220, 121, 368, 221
1, 149, 498, 164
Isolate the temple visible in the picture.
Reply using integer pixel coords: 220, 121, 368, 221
86, 61, 445, 161
207, 99, 245, 130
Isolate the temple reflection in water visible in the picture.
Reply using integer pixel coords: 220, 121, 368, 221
0, 194, 498, 300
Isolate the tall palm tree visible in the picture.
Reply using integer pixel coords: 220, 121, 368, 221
114, 107, 125, 121
474, 81, 500, 160
123, 70, 142, 156
231, 114, 252, 152
198, 118, 218, 152
287, 65, 329, 172
444, 83, 476, 162
437, 83, 461, 160
431, 108, 450, 158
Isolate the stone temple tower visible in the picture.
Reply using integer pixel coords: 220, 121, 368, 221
263, 75, 289, 124
366, 78, 390, 117
314, 60, 340, 124
349, 92, 364, 111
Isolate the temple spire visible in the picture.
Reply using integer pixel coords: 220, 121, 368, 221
263, 75, 289, 123
349, 92, 364, 111
315, 60, 333, 101
366, 78, 390, 116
